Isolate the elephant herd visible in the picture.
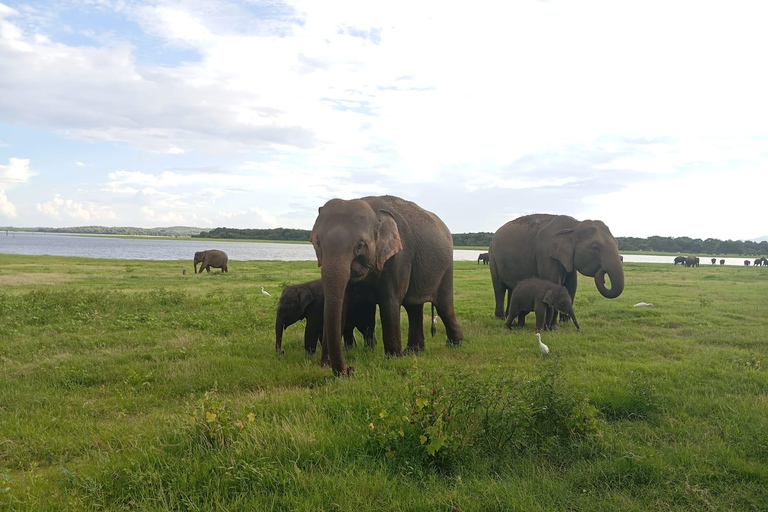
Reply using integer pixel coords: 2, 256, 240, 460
267, 195, 624, 376
674, 255, 768, 267
195, 195, 626, 376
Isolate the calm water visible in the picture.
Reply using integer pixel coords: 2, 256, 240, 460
0, 232, 754, 266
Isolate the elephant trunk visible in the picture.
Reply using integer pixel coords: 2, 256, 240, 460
321, 260, 352, 376
594, 262, 624, 299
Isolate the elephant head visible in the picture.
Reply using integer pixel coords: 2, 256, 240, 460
275, 284, 315, 354
548, 220, 624, 299
193, 251, 205, 273
543, 288, 580, 330
310, 199, 402, 374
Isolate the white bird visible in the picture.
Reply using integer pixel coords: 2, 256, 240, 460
633, 302, 654, 307
261, 287, 271, 297
536, 332, 549, 356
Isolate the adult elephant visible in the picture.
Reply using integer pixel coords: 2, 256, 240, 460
674, 256, 687, 265
754, 258, 763, 267
489, 214, 624, 319
720, 259, 725, 265
310, 195, 463, 376
685, 256, 697, 267
711, 258, 717, 265
478, 252, 489, 265
194, 249, 228, 273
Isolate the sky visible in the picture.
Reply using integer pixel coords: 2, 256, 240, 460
1, 0, 767, 241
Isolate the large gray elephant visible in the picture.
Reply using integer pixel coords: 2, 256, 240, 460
310, 195, 463, 376
194, 249, 228, 273
489, 214, 624, 319
505, 278, 580, 332
274, 279, 377, 355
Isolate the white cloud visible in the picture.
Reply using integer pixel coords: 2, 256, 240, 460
36, 194, 117, 221
0, 188, 17, 217
0, 158, 35, 186
75, 161, 86, 167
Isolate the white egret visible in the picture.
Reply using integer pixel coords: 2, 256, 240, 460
261, 287, 271, 297
536, 332, 549, 356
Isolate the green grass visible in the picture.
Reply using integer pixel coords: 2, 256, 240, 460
1, 254, 766, 511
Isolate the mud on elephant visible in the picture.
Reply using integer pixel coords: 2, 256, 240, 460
194, 249, 229, 273
505, 278, 580, 332
310, 195, 463, 376
489, 214, 624, 320
274, 279, 377, 355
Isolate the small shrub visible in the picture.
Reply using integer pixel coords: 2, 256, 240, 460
367, 367, 604, 468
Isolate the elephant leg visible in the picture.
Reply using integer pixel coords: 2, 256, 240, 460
343, 324, 357, 347
534, 305, 549, 332
404, 304, 425, 353
379, 300, 402, 357
492, 281, 507, 319
559, 271, 577, 323
434, 273, 464, 345
544, 306, 556, 331
304, 319, 321, 355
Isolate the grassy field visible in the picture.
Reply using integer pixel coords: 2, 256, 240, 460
0, 254, 766, 511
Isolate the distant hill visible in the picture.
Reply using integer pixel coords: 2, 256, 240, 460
0, 226, 208, 237
750, 235, 768, 243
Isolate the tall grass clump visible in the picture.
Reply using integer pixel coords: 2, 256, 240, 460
367, 365, 604, 470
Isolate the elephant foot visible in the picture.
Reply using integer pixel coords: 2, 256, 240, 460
446, 337, 462, 347
334, 366, 355, 377
276, 348, 285, 356
403, 345, 424, 355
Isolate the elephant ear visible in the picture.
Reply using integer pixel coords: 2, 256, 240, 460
543, 290, 555, 307
310, 218, 322, 267
549, 228, 575, 273
375, 209, 402, 270
298, 287, 314, 314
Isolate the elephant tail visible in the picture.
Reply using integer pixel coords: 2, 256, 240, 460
431, 303, 436, 337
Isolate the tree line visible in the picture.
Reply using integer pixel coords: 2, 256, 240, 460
4, 225, 766, 255
1, 225, 204, 237
617, 236, 768, 256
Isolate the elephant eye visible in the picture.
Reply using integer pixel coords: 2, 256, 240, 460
355, 240, 366, 253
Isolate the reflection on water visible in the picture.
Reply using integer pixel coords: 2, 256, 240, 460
0, 232, 757, 266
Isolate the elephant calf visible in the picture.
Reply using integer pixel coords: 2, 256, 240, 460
275, 280, 377, 355
505, 278, 580, 332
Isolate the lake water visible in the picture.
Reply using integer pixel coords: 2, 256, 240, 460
0, 232, 754, 265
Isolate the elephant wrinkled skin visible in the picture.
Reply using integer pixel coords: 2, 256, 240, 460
310, 195, 463, 376
489, 214, 624, 320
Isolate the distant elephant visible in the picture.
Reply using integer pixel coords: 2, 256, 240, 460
685, 256, 699, 267
311, 195, 463, 376
763, 257, 768, 266
711, 258, 716, 265
754, 258, 763, 267
674, 256, 687, 265
505, 278, 580, 332
744, 260, 751, 266
477, 252, 490, 265
720, 259, 725, 265
274, 280, 377, 355
194, 249, 228, 273
489, 214, 624, 321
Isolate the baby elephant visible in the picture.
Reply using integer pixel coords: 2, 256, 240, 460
274, 280, 377, 354
505, 278, 580, 332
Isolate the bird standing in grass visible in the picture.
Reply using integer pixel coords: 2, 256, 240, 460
536, 332, 549, 356
261, 287, 271, 297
